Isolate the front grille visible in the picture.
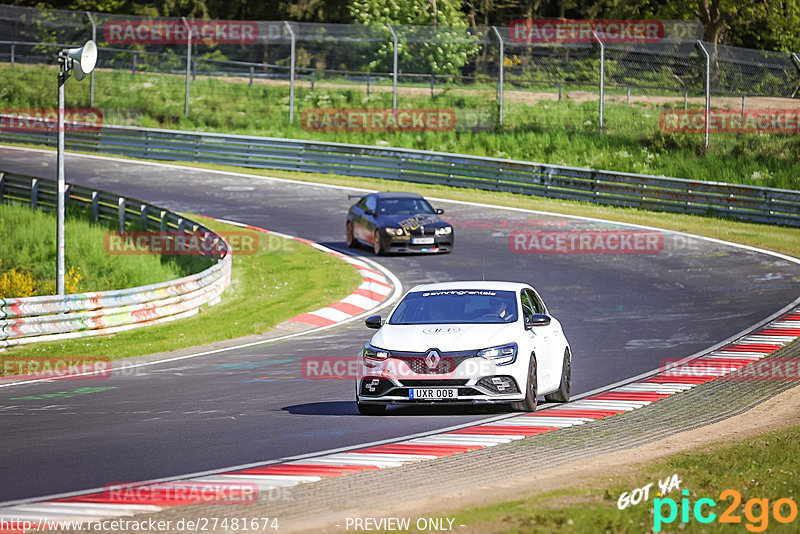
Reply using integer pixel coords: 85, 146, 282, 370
390, 349, 478, 375
409, 227, 436, 236
476, 375, 520, 394
399, 379, 468, 387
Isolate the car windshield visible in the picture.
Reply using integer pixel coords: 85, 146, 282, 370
388, 290, 518, 325
377, 197, 435, 215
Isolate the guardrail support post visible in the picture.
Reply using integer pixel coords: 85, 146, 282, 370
31, 178, 39, 210
249, 65, 254, 86
284, 22, 296, 124
594, 31, 604, 133
558, 81, 562, 101
140, 204, 148, 230
311, 70, 315, 91
387, 24, 398, 117
160, 210, 167, 231
0, 173, 5, 200
366, 68, 370, 95
492, 26, 504, 125
118, 197, 126, 231
182, 17, 192, 117
86, 12, 96, 107
697, 40, 711, 148
91, 191, 99, 222
10, 43, 14, 67
132, 52, 137, 75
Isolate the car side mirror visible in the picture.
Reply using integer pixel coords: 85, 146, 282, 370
364, 209, 375, 216
525, 314, 551, 329
365, 315, 383, 329
436, 208, 444, 214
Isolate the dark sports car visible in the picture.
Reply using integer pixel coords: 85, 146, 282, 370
345, 192, 454, 255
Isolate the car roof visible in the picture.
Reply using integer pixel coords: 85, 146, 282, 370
407, 281, 532, 293
372, 192, 425, 200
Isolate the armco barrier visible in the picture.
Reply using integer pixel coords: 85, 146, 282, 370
0, 171, 232, 348
2, 116, 799, 226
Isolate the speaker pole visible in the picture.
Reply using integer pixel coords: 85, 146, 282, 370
57, 52, 68, 296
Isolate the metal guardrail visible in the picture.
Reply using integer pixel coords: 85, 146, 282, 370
0, 171, 232, 348
1, 118, 799, 226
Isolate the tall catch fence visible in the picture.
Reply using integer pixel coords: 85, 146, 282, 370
0, 4, 799, 140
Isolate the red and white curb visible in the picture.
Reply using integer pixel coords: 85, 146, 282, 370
203, 218, 396, 328
2, 306, 797, 530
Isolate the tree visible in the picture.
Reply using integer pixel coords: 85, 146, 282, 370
348, 0, 480, 76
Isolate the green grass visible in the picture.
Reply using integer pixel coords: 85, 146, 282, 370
0, 202, 201, 296
3, 63, 799, 190
3, 216, 363, 360
442, 424, 800, 533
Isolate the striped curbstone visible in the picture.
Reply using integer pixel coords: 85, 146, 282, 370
207, 218, 395, 328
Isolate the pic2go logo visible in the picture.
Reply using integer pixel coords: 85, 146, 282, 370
654, 489, 798, 532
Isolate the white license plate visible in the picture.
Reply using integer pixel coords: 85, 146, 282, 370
412, 237, 435, 245
409, 388, 458, 399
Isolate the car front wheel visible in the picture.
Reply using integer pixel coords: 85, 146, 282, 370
511, 355, 538, 412
373, 229, 385, 256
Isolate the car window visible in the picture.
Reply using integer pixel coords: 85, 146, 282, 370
389, 290, 518, 325
365, 195, 377, 213
356, 196, 368, 209
520, 290, 536, 322
377, 197, 435, 215
529, 289, 547, 314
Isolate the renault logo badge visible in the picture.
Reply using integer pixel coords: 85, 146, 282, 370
425, 350, 441, 369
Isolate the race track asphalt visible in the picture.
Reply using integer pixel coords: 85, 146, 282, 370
1, 147, 799, 503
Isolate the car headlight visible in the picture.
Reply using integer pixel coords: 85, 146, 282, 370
435, 226, 452, 235
363, 344, 391, 363
477, 343, 517, 366
384, 227, 404, 236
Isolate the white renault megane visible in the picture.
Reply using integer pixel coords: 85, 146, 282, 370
356, 281, 572, 415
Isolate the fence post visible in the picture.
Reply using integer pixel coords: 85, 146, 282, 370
249, 65, 254, 86
192, 58, 196, 81
792, 53, 800, 97
91, 191, 99, 222
492, 26, 504, 125
366, 67, 370, 96
118, 197, 126, 231
627, 87, 630, 106
283, 22, 296, 124
31, 178, 39, 210
0, 173, 4, 200
10, 43, 14, 67
430, 74, 434, 99
697, 40, 711, 148
387, 24, 398, 117
741, 95, 745, 114
311, 70, 315, 91
684, 90, 688, 109
593, 32, 604, 132
182, 17, 192, 117
86, 12, 96, 107
132, 52, 137, 75
558, 81, 562, 101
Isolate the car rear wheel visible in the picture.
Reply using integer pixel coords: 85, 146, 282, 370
544, 348, 571, 403
373, 229, 385, 256
357, 402, 386, 415
511, 355, 538, 412
345, 222, 357, 248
